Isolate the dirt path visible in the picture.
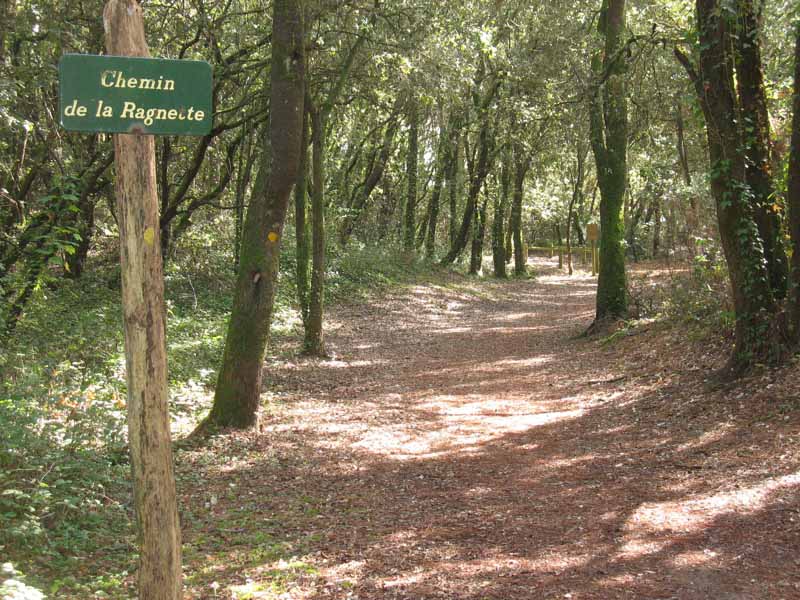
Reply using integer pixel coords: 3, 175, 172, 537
181, 258, 800, 600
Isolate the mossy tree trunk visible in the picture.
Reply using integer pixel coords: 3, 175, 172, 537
589, 0, 628, 323
788, 21, 800, 340
734, 0, 788, 299
205, 0, 305, 429
676, 0, 782, 370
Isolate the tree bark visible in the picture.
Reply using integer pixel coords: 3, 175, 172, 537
103, 2, 182, 598
470, 186, 489, 274
404, 97, 419, 253
295, 111, 310, 325
734, 0, 788, 299
676, 96, 699, 257
589, 0, 628, 324
676, 0, 782, 370
448, 129, 461, 250
304, 105, 325, 355
493, 155, 509, 277
512, 143, 531, 276
205, 0, 305, 428
788, 21, 800, 339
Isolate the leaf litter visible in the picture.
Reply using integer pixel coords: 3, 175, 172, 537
178, 257, 800, 600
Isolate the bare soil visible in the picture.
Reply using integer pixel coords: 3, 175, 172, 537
180, 258, 800, 600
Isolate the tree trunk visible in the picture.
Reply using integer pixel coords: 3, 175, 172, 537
788, 21, 800, 340
512, 144, 531, 276
675, 97, 698, 256
448, 130, 460, 249
304, 106, 325, 355
404, 98, 419, 253
103, 2, 182, 598
652, 198, 662, 258
441, 80, 499, 265
676, 0, 782, 370
425, 118, 449, 258
589, 0, 628, 324
295, 111, 310, 326
205, 0, 305, 428
470, 187, 489, 274
493, 157, 509, 277
734, 0, 788, 299
338, 100, 401, 246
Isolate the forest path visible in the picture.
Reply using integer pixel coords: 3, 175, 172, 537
182, 257, 800, 600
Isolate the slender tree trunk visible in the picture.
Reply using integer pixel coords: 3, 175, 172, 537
205, 0, 305, 428
103, 2, 182, 598
304, 106, 325, 355
675, 97, 698, 256
652, 198, 662, 258
448, 131, 460, 249
788, 21, 800, 339
234, 128, 257, 270
589, 0, 628, 324
470, 187, 489, 274
566, 142, 587, 276
676, 0, 782, 370
338, 101, 401, 246
425, 119, 449, 258
511, 145, 531, 276
441, 80, 500, 265
295, 111, 310, 326
404, 98, 419, 254
734, 0, 788, 299
493, 157, 509, 277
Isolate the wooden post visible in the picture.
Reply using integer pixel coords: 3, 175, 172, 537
104, 2, 182, 598
591, 240, 597, 276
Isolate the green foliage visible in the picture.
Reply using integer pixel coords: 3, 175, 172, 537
627, 238, 735, 334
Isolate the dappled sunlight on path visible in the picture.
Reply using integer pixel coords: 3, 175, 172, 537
179, 257, 800, 599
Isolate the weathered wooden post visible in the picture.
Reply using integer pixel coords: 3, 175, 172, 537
59, 1, 212, 595
103, 2, 182, 597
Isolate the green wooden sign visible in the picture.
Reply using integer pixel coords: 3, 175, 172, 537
59, 54, 212, 136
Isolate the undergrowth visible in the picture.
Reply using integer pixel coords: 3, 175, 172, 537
627, 249, 735, 335
0, 234, 439, 598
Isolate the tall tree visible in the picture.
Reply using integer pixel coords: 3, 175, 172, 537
588, 0, 628, 325
404, 96, 419, 253
203, 0, 305, 429
676, 0, 782, 370
492, 151, 510, 277
789, 18, 800, 340
734, 0, 788, 298
511, 139, 532, 276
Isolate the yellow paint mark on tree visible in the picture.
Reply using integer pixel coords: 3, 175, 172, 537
268, 232, 280, 243
144, 227, 155, 246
